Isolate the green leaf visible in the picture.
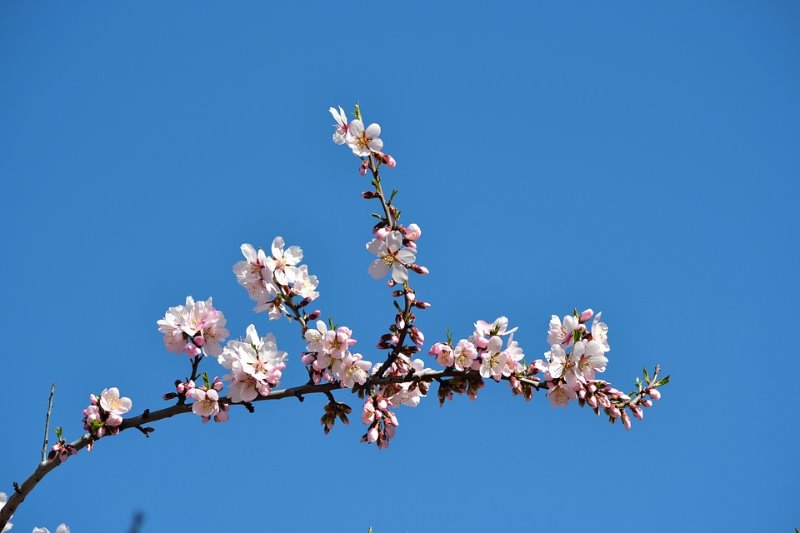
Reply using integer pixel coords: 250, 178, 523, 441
654, 375, 671, 387
328, 317, 336, 330
354, 103, 362, 121
389, 188, 398, 203
643, 367, 650, 382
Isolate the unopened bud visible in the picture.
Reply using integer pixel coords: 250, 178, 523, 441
359, 161, 369, 176
410, 264, 429, 275
405, 223, 422, 241
413, 301, 431, 309
361, 191, 377, 199
307, 310, 321, 321
648, 388, 661, 400
375, 227, 390, 239
642, 399, 653, 408
621, 411, 632, 430
395, 315, 405, 330
405, 291, 416, 302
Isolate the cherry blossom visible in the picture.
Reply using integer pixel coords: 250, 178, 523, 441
547, 314, 581, 347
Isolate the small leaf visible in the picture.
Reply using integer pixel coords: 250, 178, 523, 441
643, 367, 650, 382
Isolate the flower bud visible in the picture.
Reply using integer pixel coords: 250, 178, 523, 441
307, 310, 321, 321
648, 388, 661, 400
579, 309, 594, 323
359, 161, 368, 176
621, 411, 632, 430
361, 191, 377, 199
405, 223, 422, 241
413, 301, 431, 309
375, 227, 390, 239
193, 334, 206, 347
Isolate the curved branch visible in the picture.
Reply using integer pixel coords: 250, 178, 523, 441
0, 367, 508, 527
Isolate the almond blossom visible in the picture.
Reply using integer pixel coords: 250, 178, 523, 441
157, 297, 229, 357
367, 231, 416, 283
547, 314, 581, 347
329, 105, 349, 145
186, 377, 228, 423
346, 119, 383, 156
266, 236, 303, 286
218, 324, 287, 403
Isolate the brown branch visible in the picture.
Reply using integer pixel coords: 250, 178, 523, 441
0, 366, 538, 529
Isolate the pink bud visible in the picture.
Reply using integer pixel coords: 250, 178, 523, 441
89, 394, 98, 405
367, 427, 379, 443
642, 399, 653, 408
176, 383, 185, 394
579, 309, 594, 323
215, 409, 230, 423
610, 406, 621, 418
184, 343, 201, 357
375, 227, 390, 239
308, 310, 321, 321
359, 161, 368, 176
648, 388, 661, 400
106, 414, 123, 427
621, 411, 631, 430
193, 334, 205, 347
416, 265, 429, 275
631, 404, 644, 420
405, 223, 422, 241
213, 378, 224, 391
383, 154, 396, 168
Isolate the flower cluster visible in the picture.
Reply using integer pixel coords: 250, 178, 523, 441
233, 238, 319, 320
218, 324, 288, 402
538, 309, 610, 404
430, 316, 525, 380
361, 356, 429, 447
330, 105, 396, 165
302, 320, 370, 387
182, 375, 229, 423
157, 296, 229, 357
82, 387, 132, 447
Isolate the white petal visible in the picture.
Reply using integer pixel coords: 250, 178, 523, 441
349, 119, 364, 136
368, 138, 384, 152
369, 259, 390, 279
365, 123, 381, 138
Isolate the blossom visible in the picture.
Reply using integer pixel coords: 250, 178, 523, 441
591, 312, 610, 352
346, 119, 383, 156
547, 314, 580, 346
479, 336, 507, 379
329, 105, 349, 144
266, 236, 303, 286
475, 316, 518, 337
571, 339, 608, 380
367, 231, 416, 283
233, 243, 274, 302
453, 339, 478, 371
157, 297, 229, 357
339, 353, 372, 388
292, 264, 319, 300
99, 387, 132, 427
219, 325, 287, 403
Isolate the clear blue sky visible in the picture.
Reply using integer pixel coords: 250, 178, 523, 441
1, 2, 798, 532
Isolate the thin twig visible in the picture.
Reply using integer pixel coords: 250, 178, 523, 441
40, 383, 55, 463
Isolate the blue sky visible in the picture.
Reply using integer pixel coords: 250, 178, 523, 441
1, 2, 798, 531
